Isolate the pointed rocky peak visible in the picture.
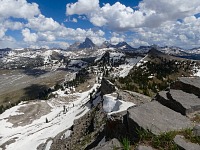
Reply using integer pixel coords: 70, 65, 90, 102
115, 41, 134, 50
78, 38, 96, 49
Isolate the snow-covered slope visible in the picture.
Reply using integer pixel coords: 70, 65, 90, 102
0, 83, 100, 150
111, 57, 142, 77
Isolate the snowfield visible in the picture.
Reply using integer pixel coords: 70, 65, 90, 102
0, 83, 100, 150
111, 57, 142, 78
0, 83, 135, 150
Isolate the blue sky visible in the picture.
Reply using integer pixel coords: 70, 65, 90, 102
1, 0, 200, 49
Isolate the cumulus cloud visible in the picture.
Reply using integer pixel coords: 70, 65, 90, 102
0, 36, 22, 49
66, 0, 99, 15
27, 14, 61, 32
4, 20, 24, 30
0, 0, 39, 45
129, 17, 200, 49
22, 28, 38, 42
109, 32, 125, 45
66, 0, 200, 30
0, 0, 40, 19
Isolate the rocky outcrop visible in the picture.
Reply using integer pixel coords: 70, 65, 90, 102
127, 101, 192, 136
174, 135, 200, 150
105, 111, 128, 141
50, 104, 107, 150
100, 78, 116, 95
155, 89, 200, 116
50, 77, 200, 150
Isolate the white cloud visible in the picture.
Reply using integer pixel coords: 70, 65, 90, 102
109, 32, 125, 45
4, 20, 24, 30
0, 0, 40, 19
110, 36, 124, 45
0, 27, 7, 38
130, 39, 149, 48
66, 0, 200, 30
66, 0, 99, 15
27, 14, 61, 32
129, 17, 200, 49
0, 36, 19, 49
37, 31, 56, 42
22, 28, 38, 42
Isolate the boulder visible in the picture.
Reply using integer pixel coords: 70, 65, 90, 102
100, 78, 116, 95
105, 111, 128, 140
135, 145, 154, 150
155, 90, 200, 116
127, 101, 192, 136
170, 77, 200, 97
91, 138, 123, 150
174, 135, 200, 150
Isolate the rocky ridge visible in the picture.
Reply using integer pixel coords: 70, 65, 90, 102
49, 77, 200, 150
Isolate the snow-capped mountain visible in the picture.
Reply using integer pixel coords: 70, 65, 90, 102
0, 48, 12, 58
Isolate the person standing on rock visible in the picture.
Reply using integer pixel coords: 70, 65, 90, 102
46, 118, 48, 123
63, 105, 66, 114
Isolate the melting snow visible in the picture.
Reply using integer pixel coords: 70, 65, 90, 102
103, 94, 135, 115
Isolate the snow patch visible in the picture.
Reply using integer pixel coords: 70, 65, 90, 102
103, 94, 135, 114
136, 55, 148, 67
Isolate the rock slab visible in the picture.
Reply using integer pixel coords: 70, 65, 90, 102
155, 90, 200, 116
128, 101, 192, 135
170, 77, 200, 97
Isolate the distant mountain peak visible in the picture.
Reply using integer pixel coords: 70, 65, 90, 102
115, 41, 134, 51
78, 38, 95, 49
